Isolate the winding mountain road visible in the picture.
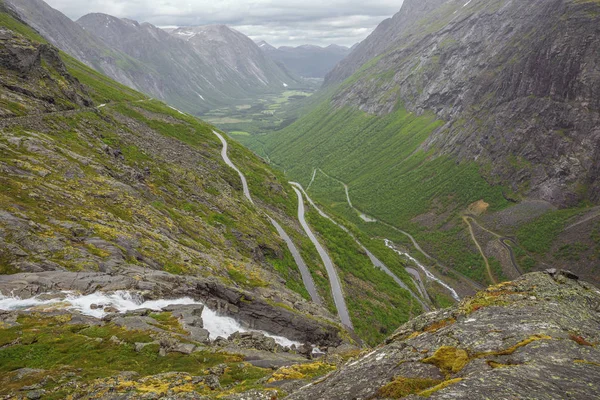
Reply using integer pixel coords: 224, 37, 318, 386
292, 187, 353, 328
267, 216, 322, 305
463, 216, 496, 284
212, 131, 322, 305
291, 182, 430, 312
213, 131, 253, 204
309, 169, 473, 298
464, 215, 523, 277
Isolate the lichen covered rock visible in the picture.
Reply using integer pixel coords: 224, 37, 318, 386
286, 271, 600, 399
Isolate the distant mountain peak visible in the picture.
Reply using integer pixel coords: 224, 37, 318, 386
257, 41, 351, 78
256, 40, 277, 51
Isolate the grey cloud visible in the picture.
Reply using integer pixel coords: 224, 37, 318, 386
44, 0, 404, 46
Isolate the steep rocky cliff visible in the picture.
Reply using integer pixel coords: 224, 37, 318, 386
3, 0, 158, 94
327, 0, 600, 206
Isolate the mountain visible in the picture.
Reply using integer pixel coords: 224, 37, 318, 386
258, 41, 352, 78
0, 8, 355, 395
2, 0, 156, 91
0, 0, 428, 353
1, 3, 599, 399
0, 6, 316, 307
169, 25, 297, 90
247, 0, 600, 289
256, 40, 277, 52
78, 15, 300, 112
4, 0, 301, 115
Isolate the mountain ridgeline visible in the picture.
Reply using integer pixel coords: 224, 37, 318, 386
251, 0, 600, 289
4, 0, 301, 115
257, 41, 352, 79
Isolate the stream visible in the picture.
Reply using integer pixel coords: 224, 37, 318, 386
0, 291, 301, 347
384, 240, 460, 301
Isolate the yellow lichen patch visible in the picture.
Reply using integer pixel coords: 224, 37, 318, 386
487, 360, 514, 369
574, 360, 600, 367
476, 334, 552, 357
460, 286, 521, 314
119, 375, 196, 395
136, 381, 171, 394
422, 346, 470, 374
54, 314, 73, 323
423, 318, 456, 333
418, 378, 463, 397
467, 200, 489, 215
116, 381, 137, 390
267, 362, 336, 383
377, 377, 442, 398
407, 331, 422, 339
172, 383, 197, 393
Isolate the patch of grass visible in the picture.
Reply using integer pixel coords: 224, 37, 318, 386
377, 376, 442, 398
306, 207, 422, 345
554, 242, 588, 261
149, 312, 188, 335
227, 265, 269, 288
0, 315, 270, 396
516, 208, 584, 253
250, 101, 511, 283
267, 251, 310, 301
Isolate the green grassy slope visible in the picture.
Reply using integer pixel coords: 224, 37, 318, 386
249, 101, 511, 284
236, 0, 600, 290
0, 7, 430, 346
0, 7, 326, 308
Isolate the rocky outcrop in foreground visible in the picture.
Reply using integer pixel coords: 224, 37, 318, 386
286, 270, 600, 399
1, 270, 598, 399
0, 269, 356, 399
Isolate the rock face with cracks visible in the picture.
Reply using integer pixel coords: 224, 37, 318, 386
286, 271, 600, 399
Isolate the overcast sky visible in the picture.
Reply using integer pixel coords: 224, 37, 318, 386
44, 0, 404, 47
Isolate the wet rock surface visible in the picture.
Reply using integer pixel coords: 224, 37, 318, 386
286, 271, 600, 399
